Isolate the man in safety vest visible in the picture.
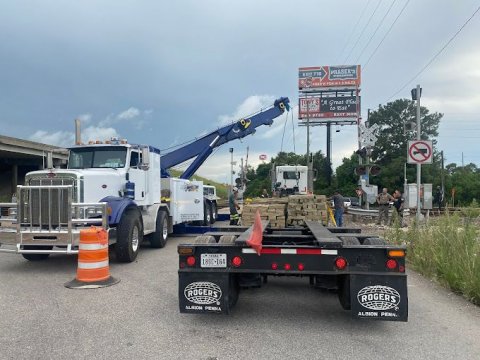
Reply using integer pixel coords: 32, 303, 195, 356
376, 188, 394, 226
229, 187, 240, 225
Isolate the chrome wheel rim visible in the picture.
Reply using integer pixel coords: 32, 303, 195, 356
132, 226, 139, 252
162, 221, 168, 240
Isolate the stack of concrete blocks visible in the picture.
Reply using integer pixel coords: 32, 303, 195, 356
241, 198, 287, 228
287, 194, 328, 226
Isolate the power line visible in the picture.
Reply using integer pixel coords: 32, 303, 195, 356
355, 0, 397, 64
335, 0, 372, 63
363, 0, 411, 70
280, 111, 288, 152
386, 4, 480, 102
344, 0, 382, 63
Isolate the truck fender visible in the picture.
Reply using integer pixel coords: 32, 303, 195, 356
101, 196, 138, 226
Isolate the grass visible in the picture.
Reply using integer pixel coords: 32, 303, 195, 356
385, 213, 480, 305
169, 169, 229, 200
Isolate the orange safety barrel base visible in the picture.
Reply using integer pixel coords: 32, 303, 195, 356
65, 226, 120, 289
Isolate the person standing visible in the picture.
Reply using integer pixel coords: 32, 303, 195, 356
229, 187, 240, 225
433, 186, 443, 212
392, 190, 404, 226
329, 190, 344, 227
260, 188, 269, 198
377, 188, 394, 226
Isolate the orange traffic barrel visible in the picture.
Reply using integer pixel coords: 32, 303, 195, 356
65, 226, 119, 289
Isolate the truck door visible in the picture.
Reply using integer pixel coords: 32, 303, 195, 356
129, 150, 146, 201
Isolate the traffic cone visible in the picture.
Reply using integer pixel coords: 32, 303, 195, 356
65, 226, 120, 289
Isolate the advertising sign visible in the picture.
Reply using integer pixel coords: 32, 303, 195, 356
298, 96, 359, 119
298, 65, 361, 89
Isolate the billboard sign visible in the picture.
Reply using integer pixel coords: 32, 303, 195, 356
298, 96, 359, 119
298, 65, 361, 89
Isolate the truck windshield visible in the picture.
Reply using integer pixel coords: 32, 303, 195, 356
283, 171, 300, 180
68, 147, 127, 169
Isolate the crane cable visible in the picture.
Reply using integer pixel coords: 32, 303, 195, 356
280, 110, 289, 152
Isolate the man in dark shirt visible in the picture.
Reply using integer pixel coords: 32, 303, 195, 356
329, 190, 344, 227
229, 187, 240, 225
392, 189, 404, 226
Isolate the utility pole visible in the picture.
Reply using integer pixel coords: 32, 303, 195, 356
415, 84, 422, 223
326, 122, 331, 186
229, 147, 234, 195
441, 150, 445, 197
306, 94, 313, 193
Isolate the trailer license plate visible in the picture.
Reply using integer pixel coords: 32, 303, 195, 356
201, 254, 227, 268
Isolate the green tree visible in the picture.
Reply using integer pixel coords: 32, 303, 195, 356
334, 154, 358, 196
368, 99, 443, 191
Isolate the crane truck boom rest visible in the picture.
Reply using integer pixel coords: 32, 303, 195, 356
0, 97, 290, 262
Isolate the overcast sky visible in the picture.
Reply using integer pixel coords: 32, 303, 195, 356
1, 0, 479, 183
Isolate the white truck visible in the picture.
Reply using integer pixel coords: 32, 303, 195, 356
274, 165, 308, 196
0, 140, 204, 262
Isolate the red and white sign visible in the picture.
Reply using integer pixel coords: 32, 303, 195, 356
259, 154, 267, 161
298, 65, 361, 89
408, 140, 433, 164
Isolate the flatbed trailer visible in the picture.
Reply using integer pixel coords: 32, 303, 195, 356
178, 221, 408, 321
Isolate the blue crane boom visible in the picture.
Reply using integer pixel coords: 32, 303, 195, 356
160, 97, 290, 179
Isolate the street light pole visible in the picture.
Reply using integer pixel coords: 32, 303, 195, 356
415, 84, 422, 223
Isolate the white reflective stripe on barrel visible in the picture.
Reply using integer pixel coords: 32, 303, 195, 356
79, 243, 108, 251
78, 260, 109, 269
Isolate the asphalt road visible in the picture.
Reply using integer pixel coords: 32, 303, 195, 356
1, 235, 479, 360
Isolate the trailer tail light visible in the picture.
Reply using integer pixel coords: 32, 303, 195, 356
334, 257, 347, 270
399, 265, 405, 273
283, 263, 292, 271
388, 249, 405, 257
297, 263, 305, 271
232, 256, 243, 267
386, 259, 398, 270
186, 256, 196, 267
271, 262, 278, 270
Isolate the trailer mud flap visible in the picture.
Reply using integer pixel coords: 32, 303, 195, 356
179, 271, 234, 314
350, 274, 408, 322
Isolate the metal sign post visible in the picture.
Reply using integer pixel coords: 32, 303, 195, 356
415, 85, 422, 223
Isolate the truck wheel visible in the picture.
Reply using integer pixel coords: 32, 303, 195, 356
149, 211, 168, 248
115, 209, 143, 262
21, 246, 52, 261
219, 235, 236, 244
194, 235, 216, 244
338, 275, 351, 310
210, 202, 217, 224
363, 237, 386, 245
203, 202, 212, 226
341, 237, 360, 245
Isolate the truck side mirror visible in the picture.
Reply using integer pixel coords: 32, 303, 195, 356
141, 147, 150, 170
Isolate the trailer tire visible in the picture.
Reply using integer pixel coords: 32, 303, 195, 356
219, 235, 237, 244
211, 201, 217, 224
115, 209, 143, 262
194, 235, 216, 244
341, 237, 361, 245
149, 210, 168, 248
338, 275, 351, 310
21, 246, 52, 261
363, 237, 386, 245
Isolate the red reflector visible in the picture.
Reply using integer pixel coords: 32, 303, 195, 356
334, 257, 347, 270
284, 263, 291, 270
179, 262, 186, 269
386, 259, 398, 270
271, 262, 278, 270
296, 248, 322, 255
298, 263, 305, 271
399, 265, 405, 273
186, 256, 196, 267
232, 256, 243, 267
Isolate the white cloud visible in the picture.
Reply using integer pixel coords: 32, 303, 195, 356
76, 113, 92, 123
99, 107, 148, 129
117, 107, 141, 120
218, 95, 276, 125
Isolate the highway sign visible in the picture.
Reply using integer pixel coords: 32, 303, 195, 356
408, 140, 433, 164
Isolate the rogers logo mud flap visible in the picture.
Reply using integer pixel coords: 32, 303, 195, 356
350, 274, 408, 322
179, 272, 234, 314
